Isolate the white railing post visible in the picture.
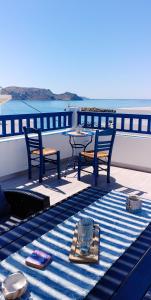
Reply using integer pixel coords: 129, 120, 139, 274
67, 106, 81, 129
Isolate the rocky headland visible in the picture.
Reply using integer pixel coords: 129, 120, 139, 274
1, 86, 83, 101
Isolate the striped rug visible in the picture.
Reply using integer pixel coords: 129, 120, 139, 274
0, 190, 151, 299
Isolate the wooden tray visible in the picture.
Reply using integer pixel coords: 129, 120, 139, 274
69, 224, 100, 263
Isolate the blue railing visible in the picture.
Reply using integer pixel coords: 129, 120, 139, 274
0, 111, 73, 137
1, 110, 151, 138
78, 111, 151, 135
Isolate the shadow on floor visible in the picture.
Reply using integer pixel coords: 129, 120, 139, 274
43, 178, 71, 194
1, 166, 148, 200
78, 172, 146, 197
1, 171, 72, 195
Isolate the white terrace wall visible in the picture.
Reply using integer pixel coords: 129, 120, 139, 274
0, 130, 151, 179
0, 131, 72, 179
112, 133, 151, 173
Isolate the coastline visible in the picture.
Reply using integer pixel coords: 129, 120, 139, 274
117, 107, 151, 114
2, 98, 151, 115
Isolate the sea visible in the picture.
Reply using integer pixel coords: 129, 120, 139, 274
1, 99, 151, 115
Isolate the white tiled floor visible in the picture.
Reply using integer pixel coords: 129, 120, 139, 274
1, 164, 151, 206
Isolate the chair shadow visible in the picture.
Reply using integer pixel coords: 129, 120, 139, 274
1, 165, 147, 198
43, 178, 71, 194
78, 172, 146, 197
1, 169, 72, 195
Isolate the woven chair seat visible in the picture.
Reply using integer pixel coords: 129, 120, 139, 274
81, 150, 108, 159
32, 148, 57, 156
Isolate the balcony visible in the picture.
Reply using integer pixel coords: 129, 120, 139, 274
1, 109, 151, 299
0, 109, 151, 202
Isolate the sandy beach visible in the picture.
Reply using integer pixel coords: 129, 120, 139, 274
0, 95, 12, 105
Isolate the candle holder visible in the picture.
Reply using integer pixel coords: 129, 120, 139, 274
126, 195, 142, 213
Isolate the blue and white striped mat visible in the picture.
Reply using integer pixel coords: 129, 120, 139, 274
0, 191, 151, 300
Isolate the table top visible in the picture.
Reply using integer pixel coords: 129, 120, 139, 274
0, 191, 151, 300
63, 129, 95, 137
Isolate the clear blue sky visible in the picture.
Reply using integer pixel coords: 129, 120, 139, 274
0, 0, 151, 99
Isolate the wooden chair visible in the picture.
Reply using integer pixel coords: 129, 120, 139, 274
23, 127, 61, 183
78, 129, 116, 186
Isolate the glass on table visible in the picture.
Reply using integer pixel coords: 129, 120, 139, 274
126, 195, 142, 213
77, 217, 94, 255
76, 124, 83, 134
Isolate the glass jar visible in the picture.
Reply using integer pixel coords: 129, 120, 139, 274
77, 217, 94, 255
126, 195, 142, 212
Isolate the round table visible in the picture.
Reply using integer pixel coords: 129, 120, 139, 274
64, 129, 94, 169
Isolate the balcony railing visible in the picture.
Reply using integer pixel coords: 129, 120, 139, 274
78, 111, 151, 135
0, 111, 73, 137
1, 110, 151, 138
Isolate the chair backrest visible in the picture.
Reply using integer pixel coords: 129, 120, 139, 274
23, 127, 43, 157
94, 129, 116, 161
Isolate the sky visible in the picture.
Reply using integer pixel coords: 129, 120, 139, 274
0, 0, 151, 99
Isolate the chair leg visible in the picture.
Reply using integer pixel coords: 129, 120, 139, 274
57, 151, 61, 179
94, 175, 98, 186
107, 164, 110, 183
28, 164, 32, 180
43, 157, 46, 174
78, 155, 81, 181
39, 157, 43, 183
27, 155, 32, 179
93, 161, 98, 186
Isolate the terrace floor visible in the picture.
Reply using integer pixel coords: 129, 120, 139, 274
1, 163, 151, 205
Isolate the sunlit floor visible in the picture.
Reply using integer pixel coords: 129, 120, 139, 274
1, 163, 151, 206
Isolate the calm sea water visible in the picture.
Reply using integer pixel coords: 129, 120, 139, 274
1, 99, 151, 115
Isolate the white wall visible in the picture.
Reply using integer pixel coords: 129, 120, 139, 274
1, 130, 151, 179
112, 134, 151, 172
0, 131, 72, 178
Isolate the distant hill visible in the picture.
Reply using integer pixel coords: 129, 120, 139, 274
1, 86, 83, 101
